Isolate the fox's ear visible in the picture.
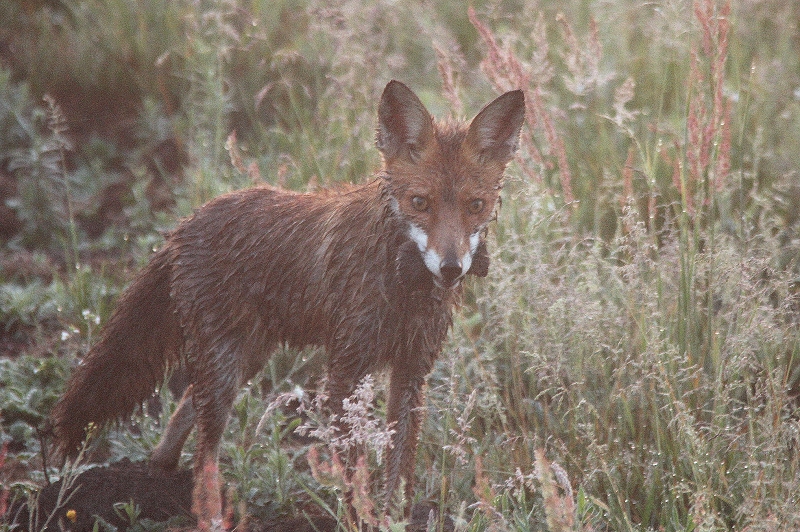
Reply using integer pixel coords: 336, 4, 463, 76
465, 89, 525, 164
377, 80, 434, 162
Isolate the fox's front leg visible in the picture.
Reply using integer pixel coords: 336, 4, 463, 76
384, 365, 428, 513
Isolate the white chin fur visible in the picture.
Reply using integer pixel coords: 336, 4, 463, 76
422, 248, 443, 279
408, 224, 428, 252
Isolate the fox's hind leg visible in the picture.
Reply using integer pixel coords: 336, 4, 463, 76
150, 384, 196, 471
189, 339, 274, 531
190, 364, 240, 532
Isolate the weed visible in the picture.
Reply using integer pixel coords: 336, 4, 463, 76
296, 376, 400, 529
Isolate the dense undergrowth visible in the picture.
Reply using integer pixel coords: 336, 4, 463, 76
2, 0, 800, 530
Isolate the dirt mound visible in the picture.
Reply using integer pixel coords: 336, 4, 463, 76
7, 459, 193, 531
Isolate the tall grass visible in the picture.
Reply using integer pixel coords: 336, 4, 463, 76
3, 0, 800, 530
417, 1, 800, 530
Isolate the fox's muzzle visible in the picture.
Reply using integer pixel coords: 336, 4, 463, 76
407, 224, 480, 289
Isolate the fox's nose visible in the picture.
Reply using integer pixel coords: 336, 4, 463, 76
439, 258, 463, 287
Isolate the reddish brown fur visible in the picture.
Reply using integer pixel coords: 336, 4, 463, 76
51, 81, 524, 530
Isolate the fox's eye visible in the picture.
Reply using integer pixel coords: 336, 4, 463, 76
468, 199, 485, 214
411, 196, 429, 211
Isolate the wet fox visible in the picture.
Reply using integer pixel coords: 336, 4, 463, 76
51, 80, 524, 530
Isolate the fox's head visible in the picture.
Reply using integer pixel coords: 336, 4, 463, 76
377, 80, 525, 289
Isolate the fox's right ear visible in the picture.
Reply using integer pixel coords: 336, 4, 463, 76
377, 80, 434, 162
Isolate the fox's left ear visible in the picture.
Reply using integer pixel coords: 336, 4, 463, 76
465, 90, 525, 164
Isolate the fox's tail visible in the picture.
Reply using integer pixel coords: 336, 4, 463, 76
51, 246, 181, 455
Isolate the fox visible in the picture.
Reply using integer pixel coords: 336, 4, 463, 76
51, 80, 525, 530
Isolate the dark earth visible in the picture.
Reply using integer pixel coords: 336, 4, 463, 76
8, 459, 196, 532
